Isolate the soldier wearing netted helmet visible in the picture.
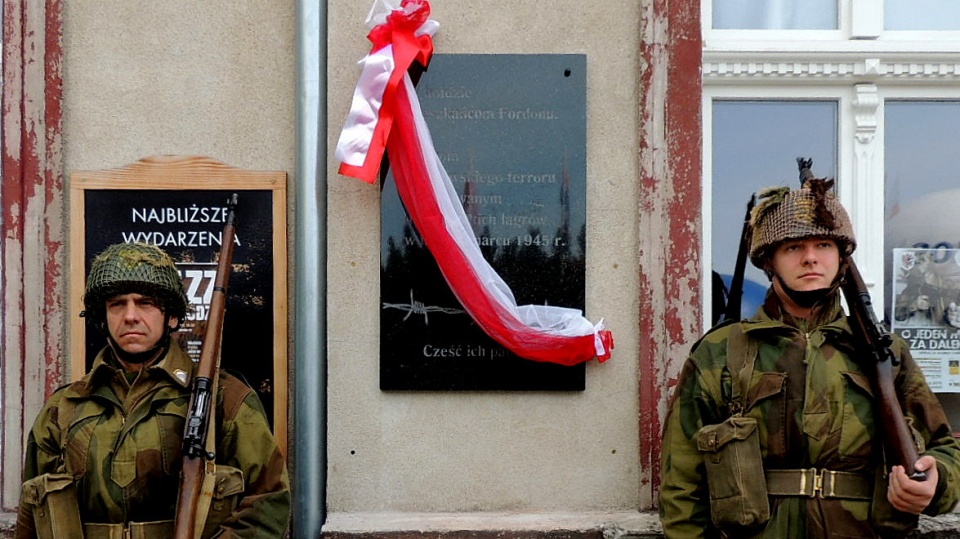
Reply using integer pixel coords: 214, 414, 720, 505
747, 178, 857, 315
16, 242, 290, 538
82, 242, 191, 367
661, 176, 960, 538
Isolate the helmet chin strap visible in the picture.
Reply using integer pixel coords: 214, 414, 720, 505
773, 265, 845, 311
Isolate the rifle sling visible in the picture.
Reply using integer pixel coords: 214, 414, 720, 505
726, 323, 757, 413
726, 324, 873, 502
190, 372, 219, 539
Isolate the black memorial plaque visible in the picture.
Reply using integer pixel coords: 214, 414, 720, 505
380, 54, 588, 390
83, 189, 277, 423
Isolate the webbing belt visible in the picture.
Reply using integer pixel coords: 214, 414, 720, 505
765, 468, 872, 500
83, 520, 175, 539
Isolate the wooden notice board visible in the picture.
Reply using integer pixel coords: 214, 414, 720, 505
69, 156, 288, 452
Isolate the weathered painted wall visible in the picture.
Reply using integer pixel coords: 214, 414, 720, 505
1, 0, 65, 513
62, 2, 296, 174
326, 1, 645, 519
637, 0, 703, 504
7, 0, 704, 528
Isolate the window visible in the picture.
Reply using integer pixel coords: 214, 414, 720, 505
710, 100, 837, 323
884, 101, 960, 305
712, 0, 838, 30
703, 0, 960, 426
885, 0, 960, 31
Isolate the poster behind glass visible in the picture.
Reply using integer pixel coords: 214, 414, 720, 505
891, 248, 960, 392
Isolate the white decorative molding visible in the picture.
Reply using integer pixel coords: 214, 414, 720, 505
848, 82, 884, 316
703, 52, 960, 83
851, 143, 885, 316
852, 83, 879, 144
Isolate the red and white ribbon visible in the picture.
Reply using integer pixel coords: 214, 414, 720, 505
336, 0, 437, 183
336, 0, 613, 365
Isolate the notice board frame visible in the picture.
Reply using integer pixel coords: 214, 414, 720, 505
68, 155, 288, 453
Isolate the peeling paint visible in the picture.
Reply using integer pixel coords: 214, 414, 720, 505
1, 0, 65, 512
637, 0, 702, 509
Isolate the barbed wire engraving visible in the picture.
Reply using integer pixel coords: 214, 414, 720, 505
382, 288, 465, 325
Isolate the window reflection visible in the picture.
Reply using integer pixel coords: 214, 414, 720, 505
711, 100, 837, 323
713, 0, 837, 30
885, 101, 960, 421
885, 0, 960, 30
884, 102, 960, 312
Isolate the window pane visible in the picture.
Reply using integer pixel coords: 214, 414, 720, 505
884, 102, 960, 310
885, 101, 960, 420
885, 0, 960, 30
713, 0, 837, 29
711, 101, 837, 324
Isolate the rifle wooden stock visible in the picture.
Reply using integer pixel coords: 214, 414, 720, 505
841, 260, 926, 481
174, 193, 239, 538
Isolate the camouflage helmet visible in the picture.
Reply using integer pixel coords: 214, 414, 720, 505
83, 242, 189, 322
748, 178, 856, 269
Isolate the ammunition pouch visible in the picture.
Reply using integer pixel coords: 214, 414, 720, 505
20, 472, 83, 539
695, 324, 769, 531
696, 415, 770, 530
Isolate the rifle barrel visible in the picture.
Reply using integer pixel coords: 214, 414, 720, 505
722, 194, 756, 324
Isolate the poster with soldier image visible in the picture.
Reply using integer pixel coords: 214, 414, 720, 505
892, 248, 960, 392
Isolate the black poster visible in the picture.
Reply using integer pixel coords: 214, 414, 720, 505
83, 189, 277, 423
380, 54, 588, 390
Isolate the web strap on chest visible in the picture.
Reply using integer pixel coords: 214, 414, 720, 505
726, 323, 758, 413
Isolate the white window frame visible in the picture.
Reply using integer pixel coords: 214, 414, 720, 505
705, 0, 960, 47
701, 0, 960, 330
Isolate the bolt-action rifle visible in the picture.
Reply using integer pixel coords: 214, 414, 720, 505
174, 193, 240, 538
720, 193, 757, 325
796, 158, 925, 481
841, 259, 925, 480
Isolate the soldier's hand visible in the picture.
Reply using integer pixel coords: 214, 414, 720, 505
888, 455, 938, 514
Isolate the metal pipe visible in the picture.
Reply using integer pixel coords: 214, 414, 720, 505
294, 0, 327, 536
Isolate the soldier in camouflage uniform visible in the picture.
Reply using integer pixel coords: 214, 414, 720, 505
660, 180, 960, 538
16, 242, 290, 538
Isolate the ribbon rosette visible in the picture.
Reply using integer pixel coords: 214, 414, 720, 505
336, 0, 613, 365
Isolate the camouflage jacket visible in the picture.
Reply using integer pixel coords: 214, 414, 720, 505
660, 291, 960, 539
16, 340, 290, 538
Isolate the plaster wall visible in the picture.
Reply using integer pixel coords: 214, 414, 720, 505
326, 1, 642, 514
57, 0, 644, 517
61, 1, 296, 175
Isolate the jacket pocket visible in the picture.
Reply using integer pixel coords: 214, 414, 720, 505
743, 372, 786, 413
201, 465, 245, 538
155, 399, 189, 476
110, 458, 136, 489
840, 371, 875, 461
62, 400, 106, 476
